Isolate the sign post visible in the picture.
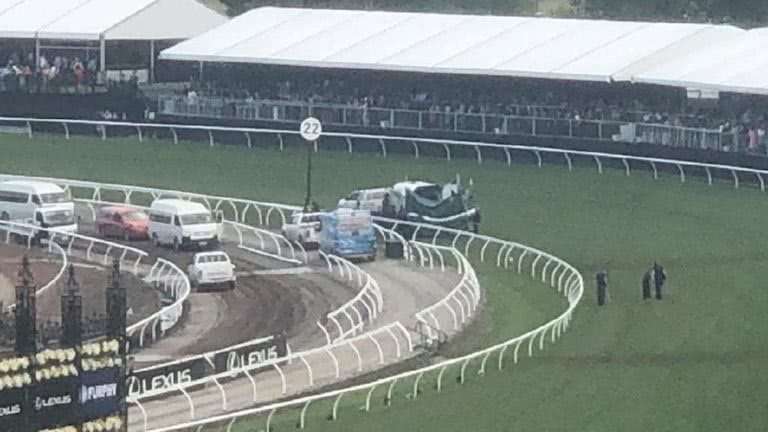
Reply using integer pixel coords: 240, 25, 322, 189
300, 117, 322, 211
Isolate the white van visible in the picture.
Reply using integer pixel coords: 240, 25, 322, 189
148, 199, 221, 250
0, 180, 77, 235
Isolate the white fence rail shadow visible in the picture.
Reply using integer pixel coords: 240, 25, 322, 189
0, 117, 763, 192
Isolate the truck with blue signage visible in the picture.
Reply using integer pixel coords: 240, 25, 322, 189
319, 208, 376, 261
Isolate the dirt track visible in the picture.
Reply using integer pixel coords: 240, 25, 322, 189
74, 209, 362, 366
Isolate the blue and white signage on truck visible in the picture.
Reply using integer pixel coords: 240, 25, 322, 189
319, 208, 376, 261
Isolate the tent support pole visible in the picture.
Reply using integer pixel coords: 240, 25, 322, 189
99, 36, 106, 85
34, 38, 40, 72
150, 40, 155, 83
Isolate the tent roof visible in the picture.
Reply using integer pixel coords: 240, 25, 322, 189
161, 7, 742, 83
0, 0, 226, 41
631, 28, 768, 95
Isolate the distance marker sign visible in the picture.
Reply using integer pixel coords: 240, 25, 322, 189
300, 117, 322, 141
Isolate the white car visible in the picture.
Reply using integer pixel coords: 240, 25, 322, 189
187, 251, 236, 291
281, 213, 322, 247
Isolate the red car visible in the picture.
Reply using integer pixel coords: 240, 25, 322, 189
96, 206, 149, 241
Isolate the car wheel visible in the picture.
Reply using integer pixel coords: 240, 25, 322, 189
0, 212, 9, 221
228, 281, 236, 291
151, 233, 160, 247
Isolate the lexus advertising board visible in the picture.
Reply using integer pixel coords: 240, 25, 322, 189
128, 357, 206, 397
212, 334, 288, 375
80, 367, 120, 421
32, 376, 78, 429
0, 387, 24, 432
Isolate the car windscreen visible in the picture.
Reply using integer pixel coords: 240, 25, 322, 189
39, 192, 69, 204
43, 209, 75, 226
123, 211, 148, 221
199, 254, 227, 264
180, 213, 213, 225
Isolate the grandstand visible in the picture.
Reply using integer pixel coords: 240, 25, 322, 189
154, 7, 768, 157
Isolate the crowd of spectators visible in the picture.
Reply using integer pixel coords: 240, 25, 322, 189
0, 50, 99, 92
173, 69, 768, 152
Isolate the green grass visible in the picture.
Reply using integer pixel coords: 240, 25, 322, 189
1, 134, 767, 432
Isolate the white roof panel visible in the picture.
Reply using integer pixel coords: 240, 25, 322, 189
219, 9, 364, 61
560, 23, 709, 81
37, 0, 155, 40
0, 0, 224, 40
436, 18, 584, 71
383, 15, 527, 68
160, 7, 299, 60
613, 25, 744, 83
0, 0, 86, 38
275, 11, 420, 63
104, 0, 227, 40
326, 13, 469, 66
494, 20, 646, 79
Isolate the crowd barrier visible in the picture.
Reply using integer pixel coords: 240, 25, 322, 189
157, 95, 744, 152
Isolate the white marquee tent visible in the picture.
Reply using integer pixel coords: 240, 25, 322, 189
0, 0, 226, 40
161, 7, 766, 95
0, 0, 227, 80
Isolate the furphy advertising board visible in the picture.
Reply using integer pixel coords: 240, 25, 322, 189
128, 357, 206, 397
31, 377, 79, 429
0, 387, 24, 432
212, 334, 288, 375
80, 367, 120, 421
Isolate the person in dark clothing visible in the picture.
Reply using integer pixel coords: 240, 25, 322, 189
596, 271, 608, 306
653, 262, 667, 300
381, 193, 394, 217
470, 208, 481, 234
642, 269, 652, 300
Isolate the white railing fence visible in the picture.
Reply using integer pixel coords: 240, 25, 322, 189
3, 237, 68, 312
128, 320, 414, 431
0, 118, 762, 192
139, 220, 582, 432
0, 220, 190, 349
409, 242, 481, 345
317, 251, 384, 345
156, 95, 743, 151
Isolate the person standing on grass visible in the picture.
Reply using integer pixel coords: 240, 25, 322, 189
653, 262, 667, 300
642, 268, 652, 300
596, 270, 608, 306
